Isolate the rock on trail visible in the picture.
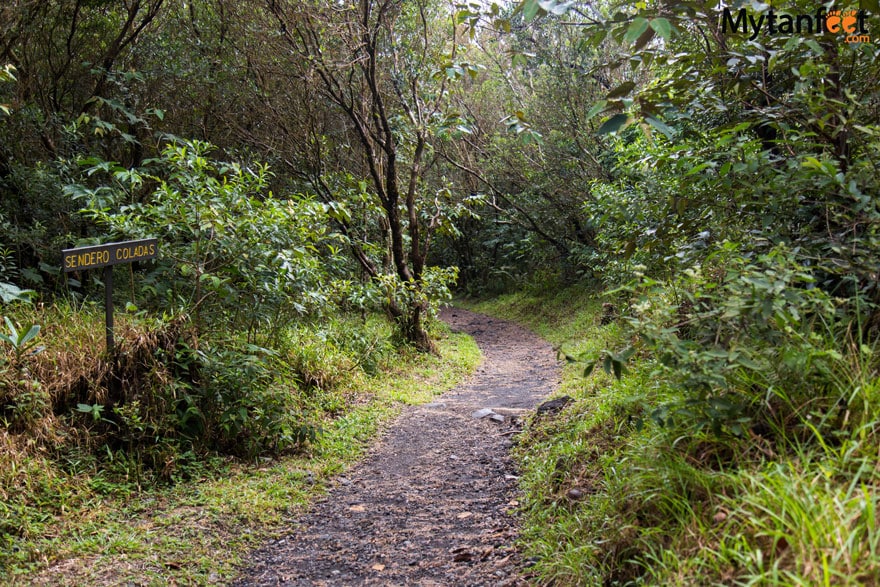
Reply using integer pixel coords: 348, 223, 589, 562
233, 308, 560, 586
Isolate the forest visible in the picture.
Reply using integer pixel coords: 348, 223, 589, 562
1, 0, 879, 584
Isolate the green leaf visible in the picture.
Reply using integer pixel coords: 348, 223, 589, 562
0, 282, 36, 304
612, 359, 623, 380
583, 360, 597, 376
624, 18, 650, 45
597, 114, 630, 135
586, 100, 608, 121
735, 354, 761, 370
494, 18, 512, 33
454, 9, 472, 25
685, 162, 712, 176
4, 317, 18, 341
633, 27, 655, 52
542, 0, 574, 16
19, 324, 40, 347
522, 0, 543, 21
645, 116, 674, 140
520, 129, 544, 145
649, 17, 673, 40
607, 82, 635, 99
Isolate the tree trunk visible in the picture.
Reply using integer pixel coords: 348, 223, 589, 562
267, 0, 439, 351
395, 302, 435, 354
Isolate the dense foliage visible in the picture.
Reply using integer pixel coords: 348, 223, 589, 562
467, 1, 880, 584
2, 0, 879, 583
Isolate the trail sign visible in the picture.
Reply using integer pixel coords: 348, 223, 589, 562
62, 238, 158, 354
62, 239, 157, 272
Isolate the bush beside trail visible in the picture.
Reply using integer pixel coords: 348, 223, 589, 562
471, 281, 880, 586
0, 298, 476, 581
0, 140, 461, 580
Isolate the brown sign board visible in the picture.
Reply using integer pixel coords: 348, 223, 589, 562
62, 238, 157, 273
61, 238, 159, 357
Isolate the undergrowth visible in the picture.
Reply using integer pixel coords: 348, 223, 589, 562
0, 301, 479, 584
467, 280, 880, 586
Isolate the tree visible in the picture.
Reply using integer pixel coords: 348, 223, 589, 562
0, 0, 165, 162
265, 0, 466, 351
0, 0, 168, 289
420, 2, 632, 287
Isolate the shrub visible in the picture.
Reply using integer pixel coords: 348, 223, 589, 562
623, 243, 870, 440
67, 139, 339, 338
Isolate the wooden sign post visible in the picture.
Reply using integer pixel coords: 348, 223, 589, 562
62, 238, 158, 355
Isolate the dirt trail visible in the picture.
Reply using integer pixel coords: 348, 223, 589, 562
234, 308, 560, 586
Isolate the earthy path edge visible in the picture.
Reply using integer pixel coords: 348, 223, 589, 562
233, 307, 561, 586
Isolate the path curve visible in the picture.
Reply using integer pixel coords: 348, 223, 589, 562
234, 308, 560, 586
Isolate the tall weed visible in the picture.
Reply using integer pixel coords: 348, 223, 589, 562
717, 454, 880, 586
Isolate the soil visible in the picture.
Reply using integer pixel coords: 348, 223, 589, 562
233, 308, 561, 586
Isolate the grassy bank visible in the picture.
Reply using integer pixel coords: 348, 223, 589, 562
467, 285, 880, 586
1, 304, 479, 585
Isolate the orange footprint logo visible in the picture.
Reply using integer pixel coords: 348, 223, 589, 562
827, 8, 859, 34
826, 9, 842, 32
842, 10, 858, 33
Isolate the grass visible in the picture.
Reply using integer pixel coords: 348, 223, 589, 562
465, 283, 880, 586
1, 308, 480, 585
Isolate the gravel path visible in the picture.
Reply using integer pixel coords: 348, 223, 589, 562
233, 308, 560, 586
